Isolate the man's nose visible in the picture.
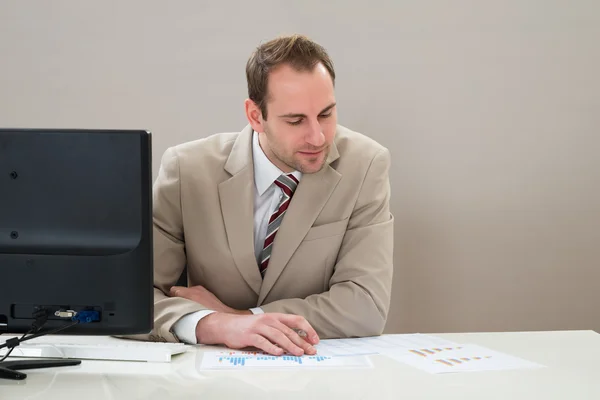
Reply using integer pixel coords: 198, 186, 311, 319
305, 120, 325, 147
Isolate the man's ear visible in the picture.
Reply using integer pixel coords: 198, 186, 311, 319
244, 99, 265, 133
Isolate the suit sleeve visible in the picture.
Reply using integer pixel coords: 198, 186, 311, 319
260, 148, 394, 338
126, 147, 210, 342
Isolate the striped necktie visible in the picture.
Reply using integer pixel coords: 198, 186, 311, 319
259, 173, 299, 277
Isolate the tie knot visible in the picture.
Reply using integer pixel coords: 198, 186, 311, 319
274, 173, 299, 196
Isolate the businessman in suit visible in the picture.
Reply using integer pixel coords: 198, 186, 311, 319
149, 34, 394, 357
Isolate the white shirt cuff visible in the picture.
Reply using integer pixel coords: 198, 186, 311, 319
249, 307, 264, 314
172, 310, 215, 344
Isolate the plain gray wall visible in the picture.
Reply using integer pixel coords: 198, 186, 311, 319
1, 0, 599, 334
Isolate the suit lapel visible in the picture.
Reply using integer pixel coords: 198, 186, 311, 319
218, 126, 262, 295
258, 143, 342, 305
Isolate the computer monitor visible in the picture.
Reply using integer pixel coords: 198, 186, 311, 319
0, 128, 153, 338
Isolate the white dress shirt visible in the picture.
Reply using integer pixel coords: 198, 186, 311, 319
172, 131, 302, 344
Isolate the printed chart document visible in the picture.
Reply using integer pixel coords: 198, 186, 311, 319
200, 350, 372, 370
386, 343, 544, 374
315, 334, 545, 374
315, 334, 459, 357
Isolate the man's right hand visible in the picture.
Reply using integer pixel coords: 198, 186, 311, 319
196, 312, 319, 356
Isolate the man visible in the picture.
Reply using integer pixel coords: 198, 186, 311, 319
148, 34, 394, 357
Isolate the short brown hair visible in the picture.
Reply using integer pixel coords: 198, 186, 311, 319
246, 34, 335, 119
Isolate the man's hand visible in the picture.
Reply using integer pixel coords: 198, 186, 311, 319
170, 285, 238, 314
197, 312, 320, 357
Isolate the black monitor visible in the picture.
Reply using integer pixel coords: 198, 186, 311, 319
0, 128, 153, 379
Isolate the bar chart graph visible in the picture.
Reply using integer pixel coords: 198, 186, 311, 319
216, 354, 332, 367
394, 344, 544, 373
200, 351, 371, 369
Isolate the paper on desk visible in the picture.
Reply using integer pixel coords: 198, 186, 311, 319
199, 350, 372, 369
315, 334, 460, 357
385, 343, 545, 374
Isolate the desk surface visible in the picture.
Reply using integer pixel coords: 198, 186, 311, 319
1, 330, 599, 399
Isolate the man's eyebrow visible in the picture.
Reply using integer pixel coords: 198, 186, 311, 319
277, 102, 337, 119
319, 102, 337, 114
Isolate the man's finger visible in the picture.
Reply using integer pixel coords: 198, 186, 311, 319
259, 325, 305, 357
170, 286, 189, 298
277, 314, 320, 345
251, 334, 284, 356
272, 320, 316, 355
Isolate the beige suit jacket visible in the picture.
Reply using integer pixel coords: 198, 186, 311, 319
147, 124, 393, 342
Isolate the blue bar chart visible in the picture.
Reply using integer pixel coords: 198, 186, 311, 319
217, 354, 331, 367
200, 351, 371, 369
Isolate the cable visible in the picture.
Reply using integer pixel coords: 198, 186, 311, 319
15, 320, 80, 345
0, 320, 80, 351
0, 308, 89, 360
0, 310, 47, 361
0, 310, 49, 352
0, 332, 26, 362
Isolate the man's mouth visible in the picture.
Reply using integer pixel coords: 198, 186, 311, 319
298, 149, 325, 155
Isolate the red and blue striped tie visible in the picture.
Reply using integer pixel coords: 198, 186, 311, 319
259, 173, 299, 277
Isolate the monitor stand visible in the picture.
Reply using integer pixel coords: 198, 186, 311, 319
0, 359, 81, 380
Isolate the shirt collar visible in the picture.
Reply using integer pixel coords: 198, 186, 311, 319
252, 131, 302, 196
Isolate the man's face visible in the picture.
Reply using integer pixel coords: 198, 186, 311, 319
256, 63, 337, 174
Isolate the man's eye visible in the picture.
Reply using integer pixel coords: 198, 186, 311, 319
287, 119, 303, 126
319, 113, 332, 119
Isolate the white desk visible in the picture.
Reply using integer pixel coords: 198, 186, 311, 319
1, 330, 599, 399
